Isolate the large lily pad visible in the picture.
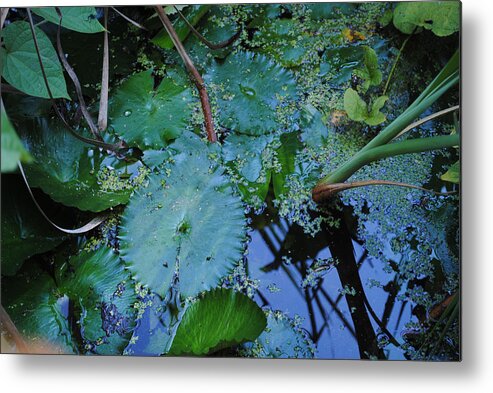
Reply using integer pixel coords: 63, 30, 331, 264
19, 119, 138, 212
240, 311, 316, 358
1, 176, 66, 276
168, 288, 266, 356
119, 136, 247, 298
1, 21, 69, 99
393, 2, 460, 37
109, 70, 194, 150
32, 7, 105, 34
205, 51, 297, 135
57, 247, 138, 355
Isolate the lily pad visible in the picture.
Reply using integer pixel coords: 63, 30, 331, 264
1, 176, 67, 276
1, 102, 32, 173
32, 7, 105, 34
57, 247, 138, 355
119, 136, 247, 298
205, 51, 297, 135
19, 119, 138, 212
393, 2, 460, 37
1, 21, 69, 99
109, 69, 194, 150
168, 288, 266, 356
240, 311, 316, 358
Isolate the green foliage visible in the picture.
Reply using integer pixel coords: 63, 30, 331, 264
344, 88, 388, 126
19, 119, 136, 212
393, 1, 460, 37
152, 5, 211, 49
1, 21, 69, 99
57, 247, 138, 354
168, 288, 266, 355
1, 176, 66, 276
300, 105, 329, 149
272, 132, 302, 198
354, 46, 382, 91
240, 311, 315, 358
120, 135, 247, 298
109, 69, 193, 150
32, 7, 105, 33
205, 51, 297, 135
1, 103, 32, 173
305, 2, 357, 19
441, 160, 459, 183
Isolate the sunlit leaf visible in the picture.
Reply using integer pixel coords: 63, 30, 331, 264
1, 102, 32, 173
1, 21, 69, 99
109, 69, 194, 150
168, 288, 266, 356
32, 7, 105, 34
393, 1, 460, 37
120, 135, 247, 298
441, 160, 459, 184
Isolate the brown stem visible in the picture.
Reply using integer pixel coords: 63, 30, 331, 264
97, 7, 109, 132
26, 8, 124, 152
1, 305, 29, 353
312, 179, 457, 203
155, 5, 217, 143
174, 6, 241, 50
54, 7, 100, 139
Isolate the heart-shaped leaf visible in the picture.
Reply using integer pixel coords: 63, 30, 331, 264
168, 288, 266, 356
109, 70, 194, 150
1, 21, 69, 99
119, 135, 247, 298
32, 7, 105, 34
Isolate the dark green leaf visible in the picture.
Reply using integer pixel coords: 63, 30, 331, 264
272, 132, 302, 199
1, 102, 32, 173
1, 176, 66, 276
32, 7, 105, 34
300, 104, 329, 149
168, 288, 266, 355
120, 135, 247, 298
205, 51, 297, 135
393, 2, 460, 37
19, 119, 139, 212
109, 69, 194, 150
1, 21, 69, 99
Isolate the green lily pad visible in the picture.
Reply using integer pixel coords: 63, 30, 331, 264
2, 265, 76, 354
19, 119, 138, 212
240, 311, 316, 358
168, 288, 266, 356
109, 69, 194, 150
393, 2, 460, 37
119, 136, 247, 298
1, 21, 69, 99
205, 51, 297, 135
32, 7, 105, 34
57, 247, 138, 355
1, 102, 32, 173
1, 176, 66, 276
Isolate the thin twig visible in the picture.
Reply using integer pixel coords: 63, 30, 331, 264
98, 7, 109, 132
54, 7, 100, 139
111, 7, 148, 30
18, 162, 108, 234
313, 179, 457, 203
392, 105, 460, 141
0, 7, 8, 29
155, 5, 217, 143
174, 6, 240, 50
26, 8, 123, 152
382, 32, 413, 96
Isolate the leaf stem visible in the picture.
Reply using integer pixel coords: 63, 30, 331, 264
155, 5, 217, 143
382, 32, 412, 96
174, 6, 241, 50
